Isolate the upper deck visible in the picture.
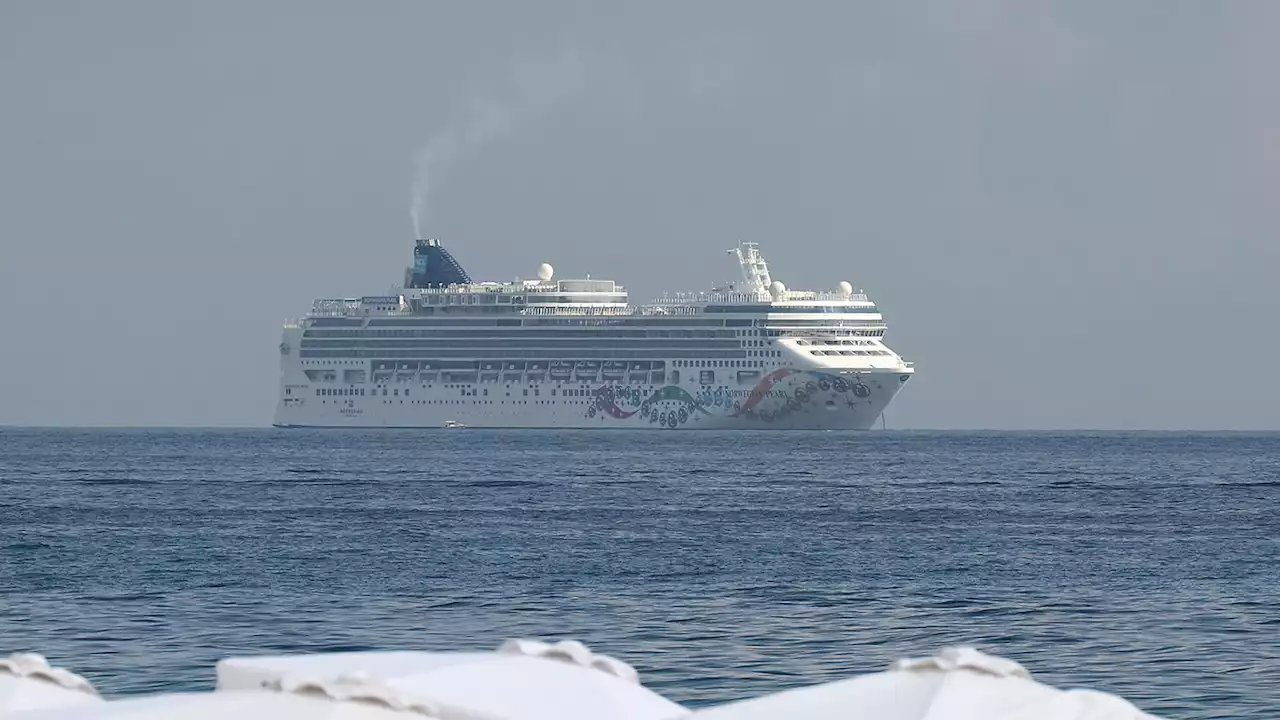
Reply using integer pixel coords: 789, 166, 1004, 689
298, 240, 883, 326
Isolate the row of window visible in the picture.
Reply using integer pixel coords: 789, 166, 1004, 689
768, 329, 886, 338
809, 349, 892, 356
309, 385, 629, 398
672, 358, 775, 368
372, 372, 675, 385
796, 339, 876, 346
300, 339, 744, 349
419, 294, 623, 306
309, 357, 771, 371
366, 358, 768, 376
704, 305, 879, 314
295, 361, 785, 400
349, 317, 729, 328
299, 357, 791, 373
318, 387, 367, 397
317, 317, 882, 331
299, 349, 753, 360
316, 397, 636, 406
305, 328, 743, 339
360, 359, 809, 371
420, 306, 518, 314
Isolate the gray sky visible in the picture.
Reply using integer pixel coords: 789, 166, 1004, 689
2, 0, 1277, 429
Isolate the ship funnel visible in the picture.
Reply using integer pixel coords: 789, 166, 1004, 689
407, 237, 472, 288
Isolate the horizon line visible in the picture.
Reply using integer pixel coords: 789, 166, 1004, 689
2, 425, 1278, 433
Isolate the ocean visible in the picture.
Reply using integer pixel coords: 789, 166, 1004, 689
1, 428, 1277, 718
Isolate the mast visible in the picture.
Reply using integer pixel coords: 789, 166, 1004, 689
730, 242, 774, 299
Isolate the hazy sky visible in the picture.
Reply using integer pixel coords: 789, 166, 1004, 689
2, 0, 1277, 429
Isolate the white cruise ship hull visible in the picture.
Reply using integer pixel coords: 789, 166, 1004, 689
274, 240, 916, 430
274, 366, 910, 430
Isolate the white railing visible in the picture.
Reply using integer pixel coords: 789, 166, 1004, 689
791, 290, 871, 302
408, 281, 626, 295
637, 304, 700, 315
310, 299, 363, 317
651, 289, 870, 305
303, 286, 873, 320
518, 304, 702, 317
652, 291, 767, 305
520, 306, 634, 316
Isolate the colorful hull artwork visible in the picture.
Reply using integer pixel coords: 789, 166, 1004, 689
584, 367, 880, 428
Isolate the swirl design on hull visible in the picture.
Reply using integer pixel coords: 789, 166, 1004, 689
582, 368, 883, 428
589, 384, 710, 425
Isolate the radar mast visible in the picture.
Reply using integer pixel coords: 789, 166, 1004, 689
730, 242, 774, 299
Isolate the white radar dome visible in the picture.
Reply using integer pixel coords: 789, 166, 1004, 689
537, 263, 554, 282
838, 280, 854, 297
769, 280, 786, 299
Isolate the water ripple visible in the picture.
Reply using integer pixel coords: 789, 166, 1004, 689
0, 429, 1277, 719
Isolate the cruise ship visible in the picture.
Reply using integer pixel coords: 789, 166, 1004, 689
274, 239, 914, 429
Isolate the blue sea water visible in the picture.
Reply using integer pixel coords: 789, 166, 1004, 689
1, 428, 1277, 718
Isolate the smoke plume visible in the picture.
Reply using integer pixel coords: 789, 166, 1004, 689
409, 45, 593, 238
408, 37, 757, 237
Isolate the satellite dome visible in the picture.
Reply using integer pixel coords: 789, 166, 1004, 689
769, 281, 786, 299
838, 281, 854, 297
537, 263, 554, 282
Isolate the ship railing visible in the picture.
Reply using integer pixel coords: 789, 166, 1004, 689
798, 290, 871, 302
519, 306, 635, 316
411, 282, 627, 295
651, 290, 870, 304
310, 298, 423, 318
651, 291, 768, 305
515, 304, 704, 317
310, 299, 363, 317
636, 304, 700, 316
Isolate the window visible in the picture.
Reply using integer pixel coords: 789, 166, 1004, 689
699, 369, 715, 385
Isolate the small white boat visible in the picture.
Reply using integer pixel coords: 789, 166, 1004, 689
442, 420, 466, 429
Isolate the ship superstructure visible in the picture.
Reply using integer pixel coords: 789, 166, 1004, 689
275, 239, 914, 429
